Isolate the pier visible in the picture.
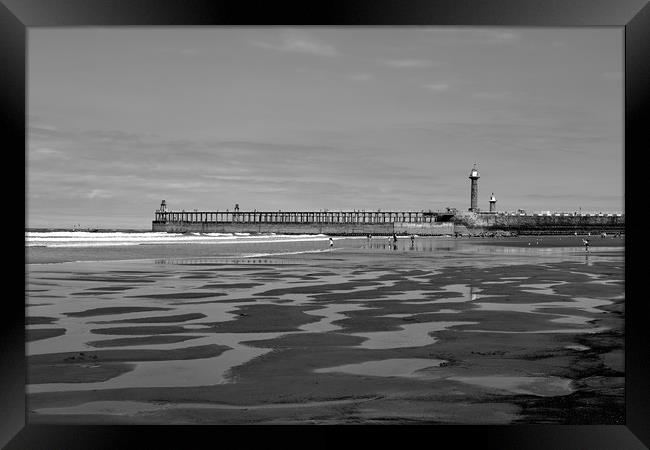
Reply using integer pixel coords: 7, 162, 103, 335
153, 209, 453, 225
152, 204, 624, 236
152, 206, 456, 236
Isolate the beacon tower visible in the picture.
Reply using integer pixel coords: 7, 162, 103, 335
489, 193, 497, 212
469, 164, 480, 212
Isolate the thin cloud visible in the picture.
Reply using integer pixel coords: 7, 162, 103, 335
416, 28, 520, 44
252, 30, 338, 57
157, 48, 200, 56
85, 189, 114, 199
30, 148, 68, 160
471, 91, 515, 100
423, 83, 450, 92
346, 73, 375, 81
380, 58, 440, 68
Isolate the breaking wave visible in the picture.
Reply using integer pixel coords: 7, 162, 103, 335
25, 231, 334, 248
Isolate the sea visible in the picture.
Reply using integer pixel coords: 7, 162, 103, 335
25, 230, 369, 264
25, 229, 624, 265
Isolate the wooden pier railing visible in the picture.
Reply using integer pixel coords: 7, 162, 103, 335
154, 210, 451, 224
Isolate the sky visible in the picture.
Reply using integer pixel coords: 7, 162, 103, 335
27, 27, 623, 229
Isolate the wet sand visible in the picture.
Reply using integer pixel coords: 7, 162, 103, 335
26, 236, 624, 424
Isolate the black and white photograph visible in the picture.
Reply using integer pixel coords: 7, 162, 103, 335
25, 26, 626, 425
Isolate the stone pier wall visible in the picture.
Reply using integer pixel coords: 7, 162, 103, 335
152, 221, 454, 236
453, 212, 625, 235
394, 222, 454, 235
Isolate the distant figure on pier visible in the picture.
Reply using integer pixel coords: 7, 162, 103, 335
393, 233, 398, 243
410, 234, 415, 245
329, 237, 334, 249
582, 238, 590, 253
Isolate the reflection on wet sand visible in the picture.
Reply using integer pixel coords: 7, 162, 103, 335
350, 321, 478, 349
28, 332, 285, 393
449, 376, 574, 397
27, 252, 621, 391
35, 396, 382, 416
315, 358, 446, 377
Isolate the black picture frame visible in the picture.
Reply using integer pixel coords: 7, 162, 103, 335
4, 0, 648, 448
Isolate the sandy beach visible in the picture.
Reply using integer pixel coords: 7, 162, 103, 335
26, 235, 624, 424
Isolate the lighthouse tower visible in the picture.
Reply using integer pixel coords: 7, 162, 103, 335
469, 164, 480, 212
489, 193, 497, 212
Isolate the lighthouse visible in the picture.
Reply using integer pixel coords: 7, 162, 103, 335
489, 193, 497, 212
469, 164, 480, 212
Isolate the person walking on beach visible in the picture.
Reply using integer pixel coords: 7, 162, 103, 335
582, 238, 590, 253
329, 237, 334, 249
393, 233, 398, 243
